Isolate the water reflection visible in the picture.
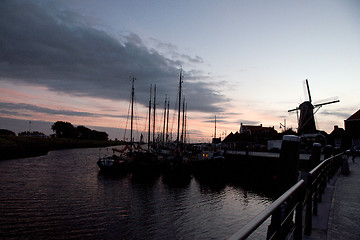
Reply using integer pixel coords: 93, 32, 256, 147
0, 148, 273, 239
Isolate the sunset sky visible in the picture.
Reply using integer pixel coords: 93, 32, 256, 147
1, 0, 359, 142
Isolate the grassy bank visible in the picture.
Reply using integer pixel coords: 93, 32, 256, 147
0, 136, 125, 160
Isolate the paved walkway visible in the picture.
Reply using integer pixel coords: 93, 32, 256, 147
304, 156, 360, 240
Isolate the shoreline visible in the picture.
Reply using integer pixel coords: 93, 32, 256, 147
0, 136, 125, 160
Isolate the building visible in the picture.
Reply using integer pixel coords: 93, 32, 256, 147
222, 124, 278, 150
345, 109, 360, 147
240, 123, 277, 136
329, 125, 347, 148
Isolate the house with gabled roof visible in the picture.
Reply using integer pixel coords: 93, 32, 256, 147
329, 125, 347, 148
344, 109, 360, 147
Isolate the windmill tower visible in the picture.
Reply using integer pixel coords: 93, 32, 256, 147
288, 79, 339, 135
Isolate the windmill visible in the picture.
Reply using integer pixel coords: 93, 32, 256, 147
288, 79, 339, 135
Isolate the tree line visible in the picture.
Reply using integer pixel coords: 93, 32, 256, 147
0, 121, 109, 141
51, 121, 108, 141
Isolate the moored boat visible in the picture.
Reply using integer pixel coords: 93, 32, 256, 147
97, 146, 132, 173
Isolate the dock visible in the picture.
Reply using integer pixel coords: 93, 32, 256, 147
304, 156, 360, 240
227, 136, 359, 239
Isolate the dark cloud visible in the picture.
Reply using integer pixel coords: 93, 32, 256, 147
0, 102, 130, 119
240, 120, 260, 125
0, 0, 226, 113
202, 119, 227, 123
0, 109, 32, 118
319, 109, 350, 119
149, 38, 203, 64
198, 113, 243, 125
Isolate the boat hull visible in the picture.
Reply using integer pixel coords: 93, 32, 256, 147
97, 157, 130, 174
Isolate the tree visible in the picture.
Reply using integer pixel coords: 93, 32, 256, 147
77, 126, 92, 139
0, 129, 16, 136
90, 130, 108, 141
51, 121, 108, 140
77, 126, 108, 140
281, 128, 297, 136
51, 121, 76, 138
18, 131, 46, 137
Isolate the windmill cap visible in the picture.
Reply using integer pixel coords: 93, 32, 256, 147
283, 135, 300, 142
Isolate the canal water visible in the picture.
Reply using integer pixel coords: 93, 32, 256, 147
0, 147, 273, 239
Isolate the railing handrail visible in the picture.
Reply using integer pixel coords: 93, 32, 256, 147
309, 152, 343, 175
228, 180, 305, 240
227, 151, 346, 240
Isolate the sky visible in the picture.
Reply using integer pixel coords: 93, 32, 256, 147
0, 0, 359, 142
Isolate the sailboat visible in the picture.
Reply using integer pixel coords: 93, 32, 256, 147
97, 145, 132, 173
131, 83, 163, 180
97, 77, 136, 173
162, 68, 192, 184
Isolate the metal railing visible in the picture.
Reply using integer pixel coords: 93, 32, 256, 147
228, 151, 345, 240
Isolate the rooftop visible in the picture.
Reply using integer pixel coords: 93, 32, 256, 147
346, 109, 360, 121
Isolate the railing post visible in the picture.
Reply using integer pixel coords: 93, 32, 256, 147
294, 186, 304, 240
313, 185, 318, 216
319, 165, 327, 197
309, 143, 321, 169
304, 173, 313, 236
267, 207, 281, 240
324, 145, 333, 160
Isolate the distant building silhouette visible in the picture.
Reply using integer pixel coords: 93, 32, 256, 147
223, 123, 278, 150
345, 109, 360, 147
240, 123, 277, 136
329, 125, 347, 148
212, 137, 221, 144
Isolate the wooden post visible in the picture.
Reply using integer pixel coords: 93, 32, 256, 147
278, 135, 301, 193
309, 143, 321, 169
267, 135, 300, 238
304, 172, 313, 236
313, 186, 319, 216
324, 145, 333, 160
294, 186, 304, 240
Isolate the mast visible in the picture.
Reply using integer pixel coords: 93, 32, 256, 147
166, 100, 170, 143
214, 115, 217, 139
153, 84, 156, 145
148, 84, 152, 149
181, 98, 185, 144
176, 69, 183, 147
130, 77, 135, 150
184, 102, 187, 144
162, 96, 167, 143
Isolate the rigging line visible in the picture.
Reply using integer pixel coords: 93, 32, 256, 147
140, 98, 148, 140
166, 99, 170, 143
148, 84, 152, 148
162, 95, 167, 143
113, 104, 123, 141
181, 97, 185, 144
144, 110, 149, 137
123, 93, 131, 141
133, 94, 139, 142
184, 102, 187, 144
153, 84, 156, 144
170, 97, 177, 141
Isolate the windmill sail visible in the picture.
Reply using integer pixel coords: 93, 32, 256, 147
288, 79, 339, 135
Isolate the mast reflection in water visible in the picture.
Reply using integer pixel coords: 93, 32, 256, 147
0, 148, 272, 239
